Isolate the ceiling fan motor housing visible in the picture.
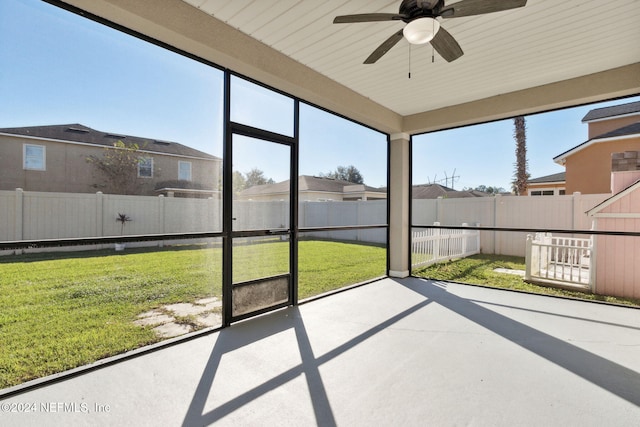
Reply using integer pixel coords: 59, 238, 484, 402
399, 0, 444, 22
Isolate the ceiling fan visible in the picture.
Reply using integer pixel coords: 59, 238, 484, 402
333, 0, 527, 64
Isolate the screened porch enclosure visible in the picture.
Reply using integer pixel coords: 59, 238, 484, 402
0, 0, 389, 391
1, 1, 639, 424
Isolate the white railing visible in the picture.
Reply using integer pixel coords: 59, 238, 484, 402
412, 222, 480, 269
525, 232, 594, 290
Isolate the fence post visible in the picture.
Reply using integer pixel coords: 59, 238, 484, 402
493, 194, 501, 255
433, 221, 441, 262
461, 222, 468, 255
572, 191, 581, 231
589, 220, 597, 292
158, 195, 165, 248
524, 234, 532, 281
96, 192, 104, 238
15, 188, 23, 241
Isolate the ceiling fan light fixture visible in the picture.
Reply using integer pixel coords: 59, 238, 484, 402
403, 17, 440, 44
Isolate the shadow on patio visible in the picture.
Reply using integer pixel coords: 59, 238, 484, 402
2, 278, 640, 426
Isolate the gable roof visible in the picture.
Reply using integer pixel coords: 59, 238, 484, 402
299, 175, 383, 193
582, 100, 640, 122
411, 184, 492, 199
587, 179, 640, 216
0, 124, 220, 160
554, 121, 640, 165
238, 175, 386, 197
528, 172, 566, 184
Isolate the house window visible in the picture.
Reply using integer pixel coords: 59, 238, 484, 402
23, 144, 46, 170
531, 190, 555, 196
138, 157, 153, 178
178, 161, 192, 181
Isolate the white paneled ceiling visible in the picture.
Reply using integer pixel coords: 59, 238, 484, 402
182, 0, 640, 116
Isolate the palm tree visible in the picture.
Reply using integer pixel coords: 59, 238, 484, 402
512, 116, 530, 195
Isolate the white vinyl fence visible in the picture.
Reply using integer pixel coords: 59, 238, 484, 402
1, 189, 609, 258
0, 190, 386, 248
411, 222, 480, 269
525, 233, 594, 290
412, 193, 608, 257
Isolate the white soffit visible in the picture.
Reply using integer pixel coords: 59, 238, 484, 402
182, 0, 640, 116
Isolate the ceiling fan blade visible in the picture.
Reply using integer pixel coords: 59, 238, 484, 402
333, 13, 406, 24
440, 0, 527, 18
364, 29, 404, 64
430, 26, 463, 62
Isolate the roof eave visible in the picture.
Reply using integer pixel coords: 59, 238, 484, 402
587, 180, 640, 216
554, 132, 640, 163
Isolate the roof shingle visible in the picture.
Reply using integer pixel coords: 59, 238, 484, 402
238, 175, 385, 197
0, 124, 219, 160
582, 100, 640, 122
528, 172, 566, 184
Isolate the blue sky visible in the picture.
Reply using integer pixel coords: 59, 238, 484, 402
413, 96, 640, 191
1, 0, 638, 191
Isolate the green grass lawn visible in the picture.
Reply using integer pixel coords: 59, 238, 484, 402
413, 254, 640, 307
0, 240, 385, 389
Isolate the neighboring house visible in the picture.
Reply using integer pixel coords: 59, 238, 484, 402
0, 124, 221, 197
237, 177, 493, 202
586, 151, 640, 299
526, 172, 566, 196
547, 100, 640, 195
412, 183, 492, 199
237, 175, 387, 201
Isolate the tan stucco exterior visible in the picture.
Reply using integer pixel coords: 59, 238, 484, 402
563, 137, 640, 194
587, 115, 640, 139
0, 133, 221, 196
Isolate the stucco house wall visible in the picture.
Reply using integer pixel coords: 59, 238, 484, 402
587, 114, 640, 139
529, 101, 640, 196
563, 137, 640, 194
0, 126, 221, 196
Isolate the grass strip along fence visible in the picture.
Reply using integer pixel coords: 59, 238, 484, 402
412, 254, 640, 307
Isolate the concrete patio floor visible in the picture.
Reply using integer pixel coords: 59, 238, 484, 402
2, 277, 639, 426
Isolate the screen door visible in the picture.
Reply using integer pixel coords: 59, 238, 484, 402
227, 133, 293, 322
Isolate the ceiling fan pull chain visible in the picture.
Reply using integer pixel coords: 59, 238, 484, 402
432, 19, 436, 63
408, 43, 412, 79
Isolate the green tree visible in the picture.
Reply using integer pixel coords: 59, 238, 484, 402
322, 165, 364, 184
87, 140, 145, 195
233, 168, 274, 193
512, 116, 530, 195
232, 171, 247, 193
244, 167, 275, 188
465, 185, 506, 195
